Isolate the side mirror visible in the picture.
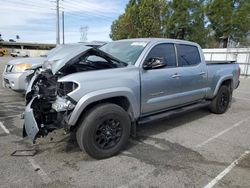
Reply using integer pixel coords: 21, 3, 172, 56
143, 57, 166, 70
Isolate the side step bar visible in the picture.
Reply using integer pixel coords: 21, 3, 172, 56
138, 101, 211, 125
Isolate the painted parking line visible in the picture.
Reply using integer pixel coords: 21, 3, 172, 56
0, 121, 10, 134
203, 150, 250, 188
234, 96, 250, 102
0, 114, 21, 120
235, 90, 250, 95
196, 117, 250, 148
0, 119, 50, 184
27, 157, 51, 184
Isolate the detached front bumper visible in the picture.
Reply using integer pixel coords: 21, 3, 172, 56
24, 97, 39, 141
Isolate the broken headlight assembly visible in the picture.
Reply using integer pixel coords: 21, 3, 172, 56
57, 81, 79, 97
52, 81, 78, 112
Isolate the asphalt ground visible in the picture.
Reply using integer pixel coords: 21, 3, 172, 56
0, 56, 250, 188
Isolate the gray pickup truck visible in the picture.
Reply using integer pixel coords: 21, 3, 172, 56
24, 38, 240, 159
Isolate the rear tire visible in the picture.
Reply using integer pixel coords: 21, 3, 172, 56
209, 85, 231, 114
76, 103, 131, 159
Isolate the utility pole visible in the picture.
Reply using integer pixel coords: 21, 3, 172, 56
56, 0, 60, 45
62, 11, 65, 44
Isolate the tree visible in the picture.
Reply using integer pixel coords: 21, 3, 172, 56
110, 0, 250, 47
110, 0, 209, 47
138, 0, 165, 37
163, 0, 210, 47
206, 0, 250, 47
110, 0, 141, 40
110, 0, 166, 40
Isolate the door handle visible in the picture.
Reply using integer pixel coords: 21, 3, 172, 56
171, 73, 181, 78
199, 71, 206, 75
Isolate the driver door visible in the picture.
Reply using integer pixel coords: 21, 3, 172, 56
141, 43, 183, 116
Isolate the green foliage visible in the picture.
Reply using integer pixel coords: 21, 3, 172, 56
110, 0, 141, 40
138, 0, 163, 37
164, 0, 209, 47
110, 0, 164, 39
110, 0, 250, 47
207, 0, 250, 42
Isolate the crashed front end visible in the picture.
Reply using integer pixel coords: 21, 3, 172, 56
22, 46, 128, 142
23, 69, 77, 142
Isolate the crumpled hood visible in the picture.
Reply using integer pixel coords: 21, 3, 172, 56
7, 57, 46, 66
48, 45, 126, 74
48, 45, 92, 74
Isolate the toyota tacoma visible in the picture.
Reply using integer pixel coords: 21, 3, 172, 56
23, 38, 240, 159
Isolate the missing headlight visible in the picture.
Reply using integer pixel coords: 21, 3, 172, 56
57, 82, 78, 97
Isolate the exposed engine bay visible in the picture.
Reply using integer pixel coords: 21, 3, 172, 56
24, 48, 126, 141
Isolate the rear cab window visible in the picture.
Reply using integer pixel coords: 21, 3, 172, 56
177, 44, 201, 66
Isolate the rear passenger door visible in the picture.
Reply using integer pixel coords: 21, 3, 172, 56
176, 44, 207, 104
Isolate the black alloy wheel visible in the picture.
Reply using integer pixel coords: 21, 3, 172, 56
76, 103, 131, 159
95, 119, 122, 150
209, 85, 231, 114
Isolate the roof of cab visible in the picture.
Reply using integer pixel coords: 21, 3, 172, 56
116, 38, 199, 46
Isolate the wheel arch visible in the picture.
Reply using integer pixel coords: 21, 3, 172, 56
68, 88, 140, 127
213, 75, 233, 98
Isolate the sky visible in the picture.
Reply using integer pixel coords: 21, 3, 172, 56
0, 0, 129, 44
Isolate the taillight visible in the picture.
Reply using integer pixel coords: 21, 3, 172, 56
57, 82, 78, 96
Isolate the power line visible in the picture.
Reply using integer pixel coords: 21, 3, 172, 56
62, 8, 113, 22
63, 0, 118, 15
5, 0, 114, 22
2, 0, 117, 43
62, 11, 104, 23
61, 1, 115, 20
4, 0, 52, 11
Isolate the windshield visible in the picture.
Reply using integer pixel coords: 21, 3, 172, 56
99, 41, 148, 65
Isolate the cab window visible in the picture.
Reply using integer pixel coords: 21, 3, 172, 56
146, 43, 177, 67
177, 44, 201, 66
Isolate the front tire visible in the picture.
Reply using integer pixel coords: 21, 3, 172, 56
76, 103, 131, 159
209, 85, 231, 114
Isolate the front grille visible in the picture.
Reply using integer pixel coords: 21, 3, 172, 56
5, 65, 14, 72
